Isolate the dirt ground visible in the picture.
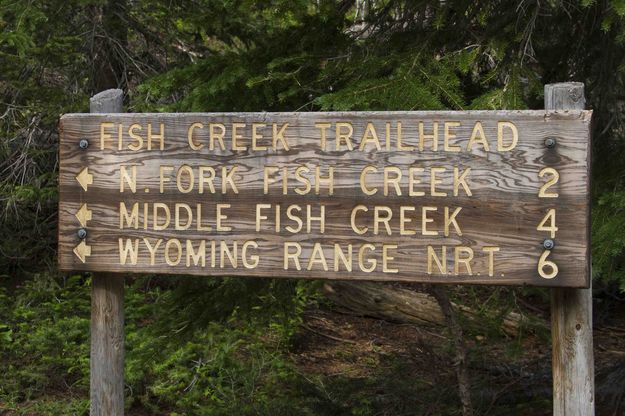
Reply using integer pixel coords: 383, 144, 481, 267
291, 300, 625, 415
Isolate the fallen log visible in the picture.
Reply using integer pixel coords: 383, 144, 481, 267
322, 281, 537, 337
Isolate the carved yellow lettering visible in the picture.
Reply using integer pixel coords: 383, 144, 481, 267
399, 206, 416, 236
453, 167, 472, 196
283, 242, 302, 270
100, 122, 114, 150
374, 206, 392, 235
159, 165, 173, 193
242, 241, 259, 269
422, 206, 438, 236
444, 207, 462, 236
454, 246, 473, 275
209, 124, 226, 150
153, 203, 171, 230
307, 243, 328, 271
119, 238, 139, 265
335, 122, 353, 150
186, 240, 206, 267
175, 203, 192, 230
220, 241, 237, 268
221, 166, 239, 194
216, 204, 231, 231
147, 123, 165, 150
315, 166, 334, 195
120, 165, 137, 193
467, 121, 489, 151
252, 123, 267, 151
384, 167, 402, 196
165, 239, 182, 266
427, 245, 446, 274
419, 121, 438, 151
334, 244, 352, 272
285, 205, 302, 233
143, 238, 162, 265
360, 166, 378, 195
483, 246, 500, 276
359, 122, 381, 151
176, 165, 194, 193
273, 123, 290, 150
358, 244, 376, 273
315, 122, 331, 150
383, 244, 398, 273
256, 204, 271, 232
396, 122, 413, 151
498, 121, 518, 151
409, 167, 425, 196
294, 166, 311, 195
199, 166, 215, 194
306, 205, 325, 233
119, 202, 139, 229
444, 122, 461, 152
232, 122, 246, 151
187, 122, 204, 150
263, 166, 278, 194
350, 205, 368, 235
430, 167, 447, 197
128, 124, 143, 151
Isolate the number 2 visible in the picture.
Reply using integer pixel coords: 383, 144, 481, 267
538, 167, 559, 198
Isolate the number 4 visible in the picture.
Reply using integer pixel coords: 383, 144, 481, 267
537, 209, 558, 238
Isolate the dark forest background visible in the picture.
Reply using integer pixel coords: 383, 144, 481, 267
1, 1, 625, 414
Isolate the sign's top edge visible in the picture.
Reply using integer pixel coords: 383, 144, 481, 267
60, 109, 592, 119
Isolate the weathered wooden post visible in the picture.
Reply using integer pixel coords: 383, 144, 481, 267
89, 89, 125, 416
545, 82, 594, 416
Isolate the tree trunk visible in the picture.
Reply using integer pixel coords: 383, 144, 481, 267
90, 0, 128, 92
430, 286, 473, 416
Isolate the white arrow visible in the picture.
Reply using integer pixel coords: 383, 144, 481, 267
73, 240, 92, 263
75, 203, 92, 227
76, 167, 93, 191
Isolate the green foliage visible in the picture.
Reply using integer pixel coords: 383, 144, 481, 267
593, 191, 625, 290
130, 324, 306, 415
314, 57, 465, 111
0, 275, 321, 415
122, 276, 320, 414
1, 275, 553, 415
0, 275, 90, 405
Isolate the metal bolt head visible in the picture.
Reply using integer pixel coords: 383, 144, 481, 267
568, 88, 581, 103
77, 228, 87, 239
544, 137, 557, 148
79, 139, 89, 149
543, 238, 555, 250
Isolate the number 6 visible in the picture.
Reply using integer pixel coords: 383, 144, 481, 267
538, 250, 558, 279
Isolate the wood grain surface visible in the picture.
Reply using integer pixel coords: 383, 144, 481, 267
58, 111, 591, 287
87, 88, 125, 416
546, 83, 595, 416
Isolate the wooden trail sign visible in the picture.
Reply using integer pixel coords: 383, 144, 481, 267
58, 111, 591, 287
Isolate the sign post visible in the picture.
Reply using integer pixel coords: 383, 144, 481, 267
88, 89, 125, 416
546, 82, 595, 415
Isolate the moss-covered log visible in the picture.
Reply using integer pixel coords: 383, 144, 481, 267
322, 282, 534, 337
